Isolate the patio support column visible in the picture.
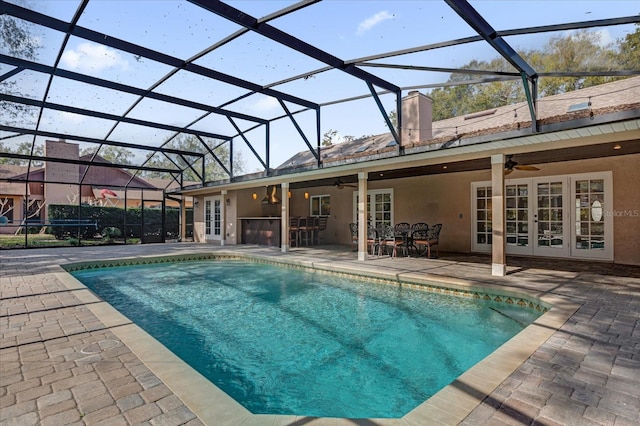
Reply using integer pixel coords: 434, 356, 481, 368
281, 182, 289, 253
180, 195, 187, 242
221, 190, 227, 246
491, 154, 507, 276
357, 172, 368, 261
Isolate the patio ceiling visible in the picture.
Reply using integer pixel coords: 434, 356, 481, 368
1, 0, 639, 190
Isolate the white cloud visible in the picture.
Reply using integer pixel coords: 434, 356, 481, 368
252, 96, 280, 112
357, 11, 393, 36
61, 42, 129, 73
58, 111, 85, 123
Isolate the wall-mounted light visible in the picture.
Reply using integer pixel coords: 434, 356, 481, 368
226, 198, 230, 206
194, 200, 199, 207
288, 190, 292, 198
304, 192, 309, 199
252, 192, 257, 200
613, 144, 622, 150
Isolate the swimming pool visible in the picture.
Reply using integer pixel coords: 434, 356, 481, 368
72, 258, 543, 418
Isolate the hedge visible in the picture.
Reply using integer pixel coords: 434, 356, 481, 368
47, 204, 187, 240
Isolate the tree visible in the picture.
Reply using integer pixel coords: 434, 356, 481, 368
428, 30, 627, 120
0, 1, 41, 123
387, 109, 398, 130
322, 129, 337, 147
618, 23, 640, 71
0, 141, 44, 166
142, 134, 244, 182
80, 146, 135, 165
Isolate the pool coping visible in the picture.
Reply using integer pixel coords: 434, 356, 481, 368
59, 250, 579, 425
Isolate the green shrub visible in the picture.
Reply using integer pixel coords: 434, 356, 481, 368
101, 227, 122, 240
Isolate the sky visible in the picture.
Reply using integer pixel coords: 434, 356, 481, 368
2, 0, 639, 174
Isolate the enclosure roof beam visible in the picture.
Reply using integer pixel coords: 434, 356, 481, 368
445, 0, 537, 78
0, 54, 269, 126
0, 152, 181, 174
2, 94, 234, 142
0, 125, 205, 158
1, 2, 317, 111
188, 0, 400, 94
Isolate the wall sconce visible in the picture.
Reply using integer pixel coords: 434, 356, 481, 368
613, 144, 621, 150
194, 200, 199, 207
252, 192, 257, 200
304, 192, 309, 199
226, 198, 230, 206
288, 190, 292, 198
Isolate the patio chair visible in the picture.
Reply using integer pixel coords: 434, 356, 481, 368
349, 222, 358, 251
377, 224, 403, 258
411, 223, 430, 257
367, 224, 379, 255
394, 222, 412, 256
414, 223, 442, 258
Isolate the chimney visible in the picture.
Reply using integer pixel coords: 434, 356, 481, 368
401, 91, 433, 145
43, 140, 80, 221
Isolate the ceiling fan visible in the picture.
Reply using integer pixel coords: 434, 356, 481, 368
334, 179, 357, 189
504, 155, 540, 175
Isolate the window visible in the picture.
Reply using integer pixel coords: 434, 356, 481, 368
311, 195, 330, 216
0, 197, 14, 223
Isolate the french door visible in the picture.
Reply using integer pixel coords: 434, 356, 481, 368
472, 172, 612, 260
532, 178, 569, 257
204, 196, 223, 243
353, 189, 394, 228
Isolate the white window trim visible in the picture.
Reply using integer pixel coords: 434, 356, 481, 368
309, 194, 331, 217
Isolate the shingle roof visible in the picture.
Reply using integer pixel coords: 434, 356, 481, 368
278, 76, 640, 170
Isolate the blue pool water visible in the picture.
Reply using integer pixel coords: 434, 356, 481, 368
72, 260, 542, 418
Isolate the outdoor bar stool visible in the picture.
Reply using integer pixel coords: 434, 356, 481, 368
308, 216, 320, 245
289, 217, 300, 247
297, 216, 312, 246
315, 216, 328, 244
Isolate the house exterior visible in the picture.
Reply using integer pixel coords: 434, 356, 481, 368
181, 76, 640, 269
0, 140, 191, 235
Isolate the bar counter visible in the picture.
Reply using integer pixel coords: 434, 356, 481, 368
239, 217, 281, 247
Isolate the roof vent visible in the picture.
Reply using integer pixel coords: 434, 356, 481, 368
567, 101, 590, 113
464, 109, 497, 120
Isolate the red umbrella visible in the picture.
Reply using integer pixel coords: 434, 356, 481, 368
100, 189, 118, 199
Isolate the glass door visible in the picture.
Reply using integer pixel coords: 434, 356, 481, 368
353, 189, 394, 228
204, 196, 223, 242
505, 183, 531, 255
571, 173, 613, 259
533, 178, 569, 257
